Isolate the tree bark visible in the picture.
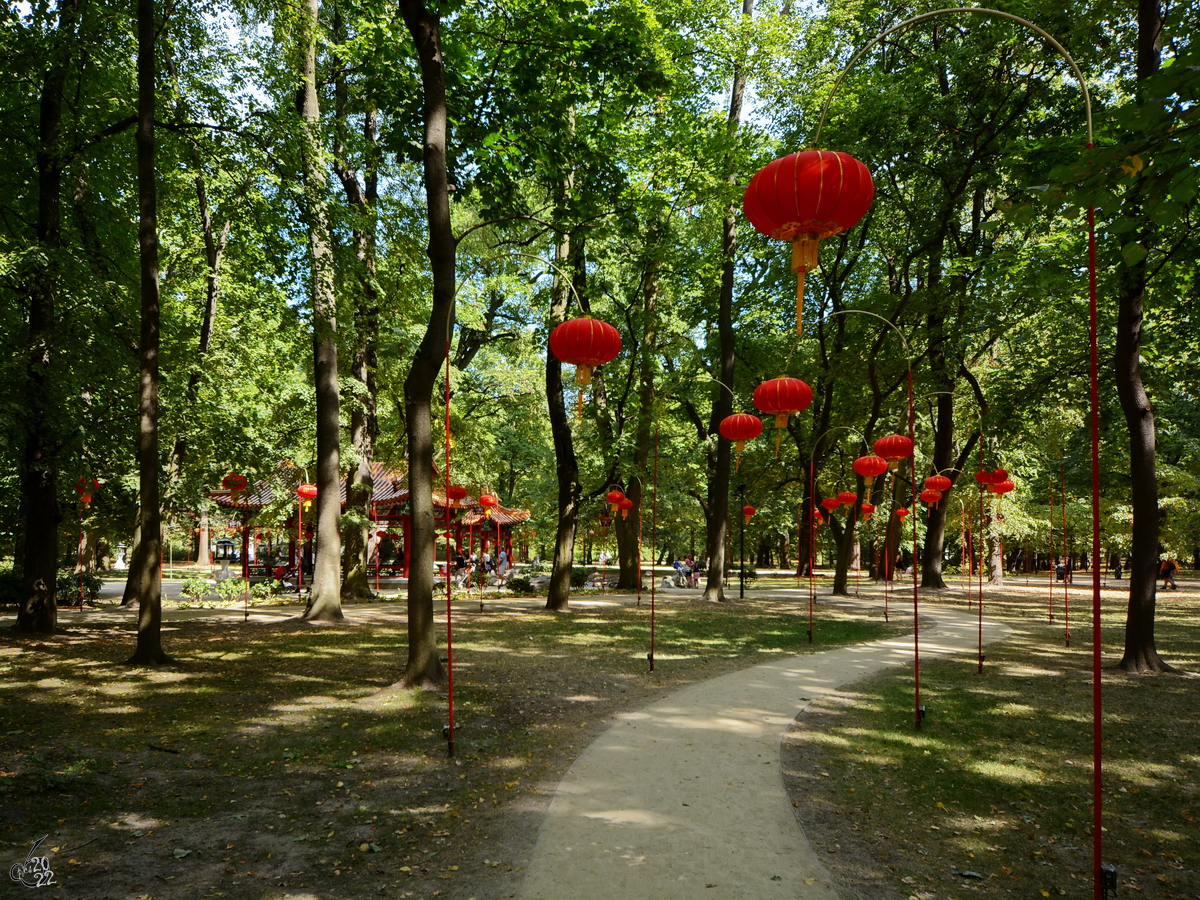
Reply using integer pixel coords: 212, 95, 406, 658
701, 0, 752, 603
1117, 0, 1172, 673
14, 0, 81, 635
297, 0, 344, 623
545, 229, 580, 612
398, 0, 454, 685
127, 0, 168, 664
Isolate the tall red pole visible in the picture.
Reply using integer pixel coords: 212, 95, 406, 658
444, 338, 455, 757
1062, 461, 1070, 646
650, 427, 658, 671
1087, 197, 1104, 900
908, 368, 921, 729
1048, 479, 1055, 621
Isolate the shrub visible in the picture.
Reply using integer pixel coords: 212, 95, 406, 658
570, 567, 588, 588
506, 576, 536, 594
179, 576, 210, 603
216, 578, 249, 602
55, 570, 102, 606
0, 566, 22, 607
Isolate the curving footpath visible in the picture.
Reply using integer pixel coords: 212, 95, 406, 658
519, 603, 1012, 900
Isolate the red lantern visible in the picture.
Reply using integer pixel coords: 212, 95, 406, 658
990, 479, 1015, 496
479, 493, 499, 518
549, 318, 622, 387
924, 474, 952, 493
80, 492, 92, 505
837, 490, 857, 508
743, 150, 875, 333
860, 502, 875, 520
75, 477, 99, 505
974, 468, 1001, 487
446, 484, 468, 501
919, 488, 944, 511
896, 507, 909, 520
618, 497, 635, 520
853, 455, 889, 490
606, 489, 625, 514
222, 473, 248, 493
297, 483, 318, 500
820, 498, 841, 513
753, 377, 813, 457
720, 413, 764, 472
873, 434, 914, 471
742, 505, 756, 524
813, 510, 825, 528
376, 530, 388, 538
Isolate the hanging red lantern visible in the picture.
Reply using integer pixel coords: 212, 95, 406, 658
222, 473, 248, 494
742, 505, 757, 524
860, 502, 875, 520
719, 413, 764, 472
990, 479, 1015, 496
924, 474, 952, 493
820, 498, 841, 513
479, 493, 499, 518
618, 497, 635, 520
919, 488, 944, 512
743, 150, 875, 334
606, 489, 626, 514
75, 477, 100, 506
837, 490, 858, 508
896, 507, 909, 520
297, 483, 318, 510
974, 468, 1001, 488
446, 484, 468, 502
873, 434, 914, 471
549, 317, 622, 418
376, 530, 388, 538
753, 376, 813, 457
992, 467, 1009, 482
853, 455, 889, 490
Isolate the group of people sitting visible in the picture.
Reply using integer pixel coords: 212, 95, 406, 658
671, 555, 701, 588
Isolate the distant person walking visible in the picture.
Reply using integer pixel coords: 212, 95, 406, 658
1160, 557, 1178, 590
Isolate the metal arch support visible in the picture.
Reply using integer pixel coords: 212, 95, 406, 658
812, 7, 1093, 148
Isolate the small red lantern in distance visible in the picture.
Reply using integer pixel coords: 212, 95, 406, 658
860, 502, 875, 519
549, 318, 622, 386
222, 473, 248, 493
975, 468, 1001, 488
753, 377, 813, 457
446, 484, 468, 502
743, 150, 875, 334
742, 505, 757, 525
989, 479, 1016, 496
606, 489, 625, 513
837, 490, 858, 508
873, 434, 914, 471
376, 530, 388, 538
76, 477, 100, 505
853, 455, 889, 490
719, 413, 764, 472
896, 507, 909, 519
618, 497, 635, 519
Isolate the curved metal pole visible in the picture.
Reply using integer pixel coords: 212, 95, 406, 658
820, 309, 919, 726
812, 8, 1093, 148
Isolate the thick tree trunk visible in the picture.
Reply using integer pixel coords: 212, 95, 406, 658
702, 0, 752, 603
296, 0, 344, 623
1117, 0, 1172, 673
14, 0, 80, 635
398, 0, 454, 685
545, 230, 580, 611
831, 515, 854, 595
127, 0, 168, 664
920, 392, 956, 588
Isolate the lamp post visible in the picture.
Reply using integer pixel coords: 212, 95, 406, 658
296, 483, 317, 594
736, 483, 746, 599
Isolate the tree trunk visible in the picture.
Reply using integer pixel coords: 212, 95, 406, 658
831, 514, 854, 595
920, 391, 956, 588
1117, 0, 1172, 673
545, 229, 580, 611
14, 0, 81, 635
398, 0, 454, 686
701, 0, 752, 603
334, 83, 381, 601
127, 0, 168, 665
295, 0, 344, 622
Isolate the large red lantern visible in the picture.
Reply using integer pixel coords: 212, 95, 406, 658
924, 474, 952, 493
853, 455, 889, 490
742, 505, 757, 524
297, 483, 318, 508
989, 479, 1015, 496
896, 507, 909, 520
873, 434, 914, 471
743, 150, 875, 334
606, 489, 625, 514
837, 490, 858, 508
618, 497, 635, 520
719, 413, 764, 472
753, 377, 813, 457
975, 468, 1001, 488
820, 498, 841, 513
549, 318, 621, 386
446, 484, 468, 502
